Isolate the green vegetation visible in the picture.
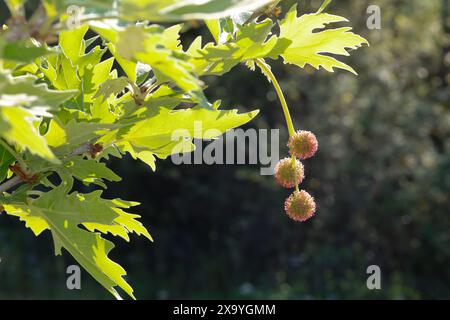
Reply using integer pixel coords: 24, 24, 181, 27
0, 0, 448, 299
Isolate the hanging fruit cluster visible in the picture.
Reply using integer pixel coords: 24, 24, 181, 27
275, 130, 318, 222
253, 58, 321, 222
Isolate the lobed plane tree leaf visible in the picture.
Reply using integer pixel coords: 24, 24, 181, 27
2, 181, 151, 299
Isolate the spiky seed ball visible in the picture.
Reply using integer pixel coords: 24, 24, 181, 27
274, 157, 304, 188
288, 130, 318, 160
284, 190, 316, 222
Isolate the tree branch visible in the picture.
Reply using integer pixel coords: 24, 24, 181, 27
67, 143, 94, 157
0, 142, 101, 194
0, 176, 23, 193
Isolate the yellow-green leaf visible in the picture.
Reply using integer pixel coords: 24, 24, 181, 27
0, 107, 58, 162
277, 6, 368, 74
2, 182, 152, 299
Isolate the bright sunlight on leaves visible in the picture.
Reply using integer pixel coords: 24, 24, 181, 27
0, 0, 367, 299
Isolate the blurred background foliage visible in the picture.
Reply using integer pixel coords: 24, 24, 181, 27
0, 0, 449, 299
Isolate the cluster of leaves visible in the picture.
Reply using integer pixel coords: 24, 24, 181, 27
0, 0, 367, 299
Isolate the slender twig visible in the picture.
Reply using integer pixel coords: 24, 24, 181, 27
67, 142, 94, 158
0, 142, 97, 194
0, 176, 23, 193
51, 14, 121, 32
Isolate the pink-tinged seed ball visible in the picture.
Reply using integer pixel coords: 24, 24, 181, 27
284, 190, 316, 222
274, 157, 304, 188
288, 130, 318, 160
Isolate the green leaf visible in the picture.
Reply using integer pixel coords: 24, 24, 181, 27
0, 72, 78, 113
0, 145, 14, 183
116, 25, 203, 92
62, 0, 276, 22
83, 57, 116, 103
59, 25, 90, 64
205, 19, 222, 44
44, 119, 115, 156
1, 204, 49, 236
162, 24, 184, 51
0, 72, 76, 162
0, 38, 53, 63
89, 96, 121, 123
117, 142, 157, 171
149, 0, 277, 21
56, 157, 121, 188
2, 182, 152, 299
188, 19, 290, 76
100, 104, 259, 165
277, 6, 368, 74
92, 22, 202, 93
0, 107, 58, 162
93, 77, 129, 103
38, 27, 105, 102
205, 16, 245, 45
38, 53, 80, 91
105, 42, 139, 83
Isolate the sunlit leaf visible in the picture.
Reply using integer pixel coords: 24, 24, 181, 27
277, 6, 368, 74
2, 181, 151, 299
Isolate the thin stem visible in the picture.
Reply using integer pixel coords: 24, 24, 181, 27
78, 15, 121, 24
255, 58, 296, 137
52, 15, 121, 32
26, 190, 45, 196
0, 142, 96, 194
0, 176, 22, 193
5, 2, 25, 18
66, 142, 94, 158
255, 59, 300, 192
0, 139, 27, 170
292, 155, 299, 193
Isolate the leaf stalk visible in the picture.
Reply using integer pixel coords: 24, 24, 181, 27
255, 58, 299, 192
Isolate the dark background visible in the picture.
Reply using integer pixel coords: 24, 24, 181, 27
0, 0, 449, 299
